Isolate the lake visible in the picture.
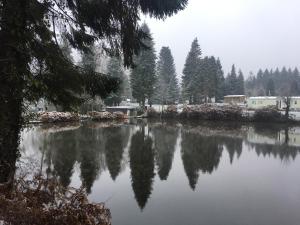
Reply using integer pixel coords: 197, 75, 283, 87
19, 120, 300, 225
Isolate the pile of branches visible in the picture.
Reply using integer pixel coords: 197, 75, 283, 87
112, 111, 128, 119
179, 104, 243, 121
39, 112, 80, 123
252, 107, 286, 122
88, 111, 127, 120
0, 175, 111, 225
161, 105, 178, 118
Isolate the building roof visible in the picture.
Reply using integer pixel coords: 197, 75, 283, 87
224, 95, 246, 97
106, 106, 137, 109
248, 96, 278, 100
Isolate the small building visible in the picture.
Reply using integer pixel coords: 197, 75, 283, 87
247, 96, 300, 111
247, 96, 279, 109
281, 97, 300, 111
224, 95, 246, 104
105, 106, 137, 116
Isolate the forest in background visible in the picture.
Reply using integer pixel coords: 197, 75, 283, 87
60, 23, 300, 108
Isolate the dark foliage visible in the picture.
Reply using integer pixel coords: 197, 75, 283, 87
0, 175, 111, 225
252, 107, 286, 122
0, 0, 187, 184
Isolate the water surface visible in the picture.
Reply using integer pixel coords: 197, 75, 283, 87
20, 121, 300, 225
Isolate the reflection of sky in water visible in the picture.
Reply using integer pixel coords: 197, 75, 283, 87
20, 121, 300, 225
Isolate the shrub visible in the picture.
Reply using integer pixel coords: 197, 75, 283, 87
147, 107, 158, 118
179, 104, 242, 121
253, 107, 285, 122
162, 105, 178, 118
0, 175, 111, 225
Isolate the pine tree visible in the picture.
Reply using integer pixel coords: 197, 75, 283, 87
130, 23, 157, 107
215, 58, 225, 101
266, 79, 275, 96
81, 44, 97, 72
105, 57, 125, 106
225, 65, 238, 95
182, 38, 202, 104
122, 75, 132, 101
155, 47, 179, 105
237, 70, 245, 95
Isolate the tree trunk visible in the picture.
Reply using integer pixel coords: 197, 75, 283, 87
0, 0, 28, 184
285, 98, 290, 120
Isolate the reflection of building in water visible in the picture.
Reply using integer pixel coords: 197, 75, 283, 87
247, 127, 283, 145
279, 128, 300, 147
247, 127, 300, 147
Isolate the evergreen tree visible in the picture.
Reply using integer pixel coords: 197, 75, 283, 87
79, 44, 104, 113
266, 79, 275, 96
182, 38, 202, 104
81, 44, 97, 72
225, 65, 238, 95
167, 75, 180, 104
155, 47, 179, 104
290, 82, 299, 96
105, 57, 125, 106
237, 70, 245, 95
122, 75, 132, 101
130, 23, 157, 106
215, 58, 225, 101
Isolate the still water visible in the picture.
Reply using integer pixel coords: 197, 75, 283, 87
20, 120, 300, 225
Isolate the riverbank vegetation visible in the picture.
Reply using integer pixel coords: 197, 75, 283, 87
0, 174, 111, 225
145, 105, 296, 123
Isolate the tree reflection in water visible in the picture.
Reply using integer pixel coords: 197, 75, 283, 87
129, 126, 155, 210
181, 131, 223, 190
104, 126, 130, 181
16, 121, 300, 209
152, 123, 179, 180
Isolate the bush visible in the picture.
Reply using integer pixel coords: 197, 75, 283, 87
0, 175, 111, 225
179, 104, 242, 121
147, 107, 158, 118
112, 111, 128, 119
162, 105, 178, 118
38, 112, 80, 123
88, 111, 114, 120
253, 107, 285, 122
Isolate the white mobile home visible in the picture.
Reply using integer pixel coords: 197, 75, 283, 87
247, 96, 279, 109
280, 97, 300, 111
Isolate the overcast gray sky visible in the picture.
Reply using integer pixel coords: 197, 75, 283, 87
145, 0, 300, 78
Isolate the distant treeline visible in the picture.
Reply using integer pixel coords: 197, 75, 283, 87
245, 67, 300, 97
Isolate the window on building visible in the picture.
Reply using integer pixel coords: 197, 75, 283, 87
295, 101, 297, 105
